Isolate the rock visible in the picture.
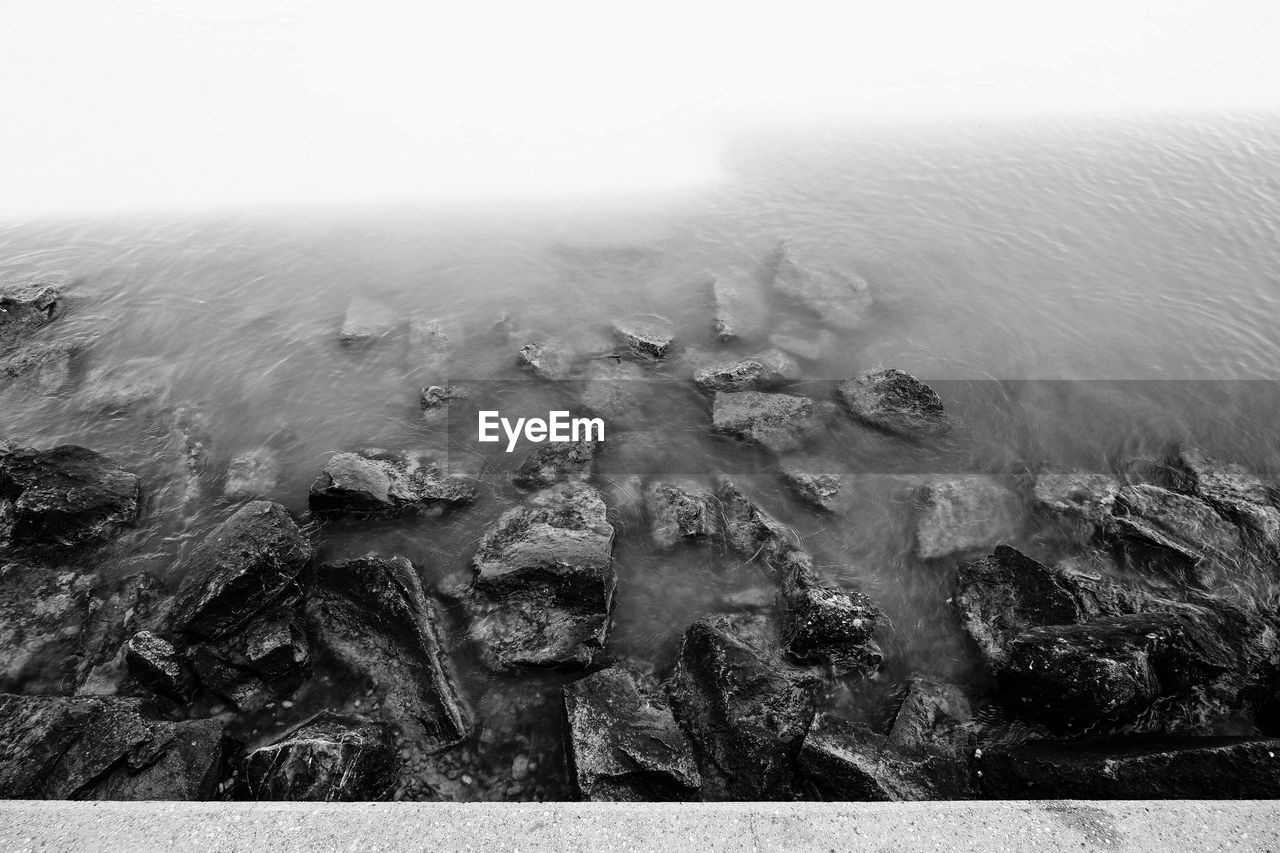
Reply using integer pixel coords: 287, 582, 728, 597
0, 562, 96, 694
769, 329, 839, 362
72, 572, 163, 695
82, 357, 173, 414
419, 384, 467, 411
914, 476, 1022, 560
836, 368, 952, 437
981, 736, 1280, 798
407, 317, 450, 374
779, 457, 848, 514
0, 694, 227, 799
0, 444, 140, 549
518, 339, 574, 380
161, 406, 211, 519
238, 712, 397, 801
1160, 446, 1280, 556
171, 501, 313, 640
668, 614, 820, 800
0, 274, 64, 344
223, 448, 279, 502
644, 481, 719, 549
306, 555, 472, 750
711, 278, 768, 342
240, 604, 310, 680
778, 553, 881, 676
1108, 483, 1253, 586
466, 483, 616, 670
717, 480, 795, 564
612, 319, 672, 360
711, 391, 837, 454
886, 678, 975, 759
308, 451, 475, 517
691, 351, 797, 395
339, 297, 398, 343
0, 341, 73, 394
512, 439, 598, 490
1032, 468, 1120, 529
772, 243, 871, 331
563, 668, 701, 801
189, 645, 266, 709
124, 631, 196, 701
580, 359, 646, 420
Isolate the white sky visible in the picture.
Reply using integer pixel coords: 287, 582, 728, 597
0, 0, 1276, 217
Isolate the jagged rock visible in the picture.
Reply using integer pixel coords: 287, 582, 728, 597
308, 451, 475, 517
0, 444, 140, 549
563, 667, 701, 801
612, 319, 672, 360
223, 448, 279, 501
644, 481, 719, 549
981, 736, 1280, 798
711, 391, 836, 454
171, 501, 313, 640
419, 384, 467, 411
518, 339, 574, 380
779, 457, 848, 514
914, 476, 1022, 560
339, 297, 398, 343
238, 712, 397, 801
82, 357, 174, 414
0, 274, 64, 344
189, 644, 265, 708
0, 694, 228, 799
125, 631, 196, 701
778, 553, 881, 675
466, 483, 616, 670
1032, 468, 1120, 529
836, 368, 952, 437
717, 480, 794, 564
0, 341, 73, 393
407, 317, 450, 374
772, 243, 872, 331
668, 614, 820, 800
887, 678, 975, 759
691, 350, 797, 395
306, 555, 471, 750
711, 278, 768, 342
512, 439, 598, 490
184, 605, 309, 710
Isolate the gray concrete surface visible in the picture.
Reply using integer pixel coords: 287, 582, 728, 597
2, 800, 1279, 852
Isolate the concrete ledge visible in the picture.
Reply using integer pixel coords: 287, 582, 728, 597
2, 800, 1277, 852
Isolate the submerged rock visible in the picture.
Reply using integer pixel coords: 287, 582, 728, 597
0, 274, 64, 344
779, 457, 848, 515
886, 678, 975, 759
307, 555, 472, 750
419, 383, 467, 411
171, 500, 313, 640
407, 317, 450, 375
668, 614, 820, 800
238, 712, 398, 801
512, 439, 598, 490
339, 297, 398, 343
82, 357, 174, 415
563, 667, 701, 801
772, 243, 872, 331
0, 444, 140, 550
836, 369, 953, 437
124, 631, 196, 701
711, 277, 768, 342
711, 391, 836, 454
644, 480, 719, 549
466, 483, 616, 670
0, 694, 227, 799
308, 451, 475, 517
0, 341, 74, 394
717, 480, 795, 564
518, 339, 574, 380
580, 359, 647, 421
914, 476, 1022, 560
612, 319, 672, 360
1032, 468, 1120, 529
223, 448, 279, 502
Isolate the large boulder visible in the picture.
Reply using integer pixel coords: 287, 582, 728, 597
171, 501, 313, 640
0, 694, 227, 799
0, 274, 64, 345
668, 614, 820, 800
771, 243, 872, 331
308, 451, 475, 517
710, 277, 768, 342
512, 439, 597, 490
563, 667, 701, 801
836, 369, 952, 437
914, 476, 1023, 560
0, 444, 140, 549
237, 712, 397, 801
711, 391, 836, 454
306, 555, 471, 750
465, 483, 617, 670
644, 480, 720, 549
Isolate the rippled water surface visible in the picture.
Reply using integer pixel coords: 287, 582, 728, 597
3, 110, 1280, 798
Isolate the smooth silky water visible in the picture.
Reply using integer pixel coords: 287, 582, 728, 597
3, 109, 1280, 799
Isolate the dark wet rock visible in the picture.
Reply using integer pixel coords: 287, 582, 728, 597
125, 631, 196, 701
914, 476, 1022, 560
612, 319, 672, 360
240, 604, 310, 679
778, 552, 881, 676
339, 297, 398, 343
717, 480, 795, 564
171, 500, 313, 640
0, 274, 64, 344
711, 277, 768, 342
466, 483, 616, 670
563, 667, 701, 801
772, 243, 872, 331
0, 341, 74, 394
0, 694, 228, 800
1108, 483, 1253, 587
1160, 445, 1280, 555
185, 606, 308, 709
887, 678, 975, 759
711, 391, 836, 454
307, 555, 472, 750
0, 444, 140, 550
644, 480, 719, 549
308, 451, 475, 517
82, 357, 174, 415
223, 448, 279, 502
189, 644, 266, 709
668, 613, 820, 800
419, 383, 467, 411
0, 562, 95, 694
1032, 468, 1120, 529
238, 712, 397, 801
518, 339, 574, 380
981, 736, 1280, 798
73, 572, 164, 695
779, 457, 848, 514
407, 317, 450, 374
580, 359, 646, 420
836, 368, 952, 437
512, 439, 598, 490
